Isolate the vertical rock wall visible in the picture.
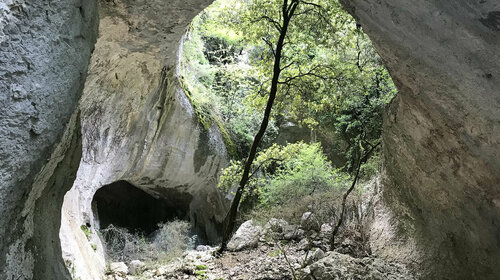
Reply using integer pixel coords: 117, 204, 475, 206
2, 0, 498, 279
59, 0, 228, 278
341, 0, 500, 279
0, 0, 98, 279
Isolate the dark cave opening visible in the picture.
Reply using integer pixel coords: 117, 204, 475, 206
92, 180, 190, 235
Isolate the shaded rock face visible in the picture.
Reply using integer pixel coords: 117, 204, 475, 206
59, 0, 228, 278
1, 1, 498, 280
69, 0, 227, 239
0, 0, 98, 279
341, 0, 500, 279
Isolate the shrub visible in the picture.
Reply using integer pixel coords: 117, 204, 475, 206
218, 142, 347, 206
80, 225, 92, 241
259, 143, 349, 207
100, 220, 193, 263
245, 188, 348, 226
153, 220, 193, 256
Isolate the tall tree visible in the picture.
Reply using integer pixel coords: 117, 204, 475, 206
218, 0, 301, 254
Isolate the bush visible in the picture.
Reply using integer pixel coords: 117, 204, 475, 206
219, 142, 347, 206
100, 224, 154, 262
100, 220, 193, 263
246, 189, 346, 226
153, 220, 193, 255
259, 143, 349, 207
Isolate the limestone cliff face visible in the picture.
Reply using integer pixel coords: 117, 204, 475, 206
59, 0, 228, 278
0, 1, 98, 279
341, 1, 500, 279
2, 0, 499, 279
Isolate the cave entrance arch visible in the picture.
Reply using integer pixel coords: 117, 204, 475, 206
92, 180, 190, 235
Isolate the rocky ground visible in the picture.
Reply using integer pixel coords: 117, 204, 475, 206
105, 216, 415, 280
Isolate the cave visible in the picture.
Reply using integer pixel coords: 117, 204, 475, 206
1, 0, 499, 279
92, 181, 189, 235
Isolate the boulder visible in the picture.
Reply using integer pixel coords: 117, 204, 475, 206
305, 248, 325, 265
264, 218, 289, 234
227, 220, 262, 251
128, 260, 145, 275
298, 238, 311, 251
264, 218, 302, 240
319, 223, 333, 237
196, 245, 211, 251
109, 262, 128, 276
301, 212, 320, 232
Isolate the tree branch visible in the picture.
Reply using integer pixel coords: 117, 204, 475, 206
329, 141, 380, 251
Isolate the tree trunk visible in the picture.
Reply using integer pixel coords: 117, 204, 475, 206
329, 142, 379, 251
218, 0, 299, 254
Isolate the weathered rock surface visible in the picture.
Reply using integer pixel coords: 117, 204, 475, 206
342, 0, 500, 278
227, 220, 263, 251
300, 251, 415, 280
60, 0, 228, 278
264, 218, 302, 241
300, 212, 320, 232
128, 260, 146, 275
0, 0, 98, 279
110, 262, 128, 276
1, 0, 499, 280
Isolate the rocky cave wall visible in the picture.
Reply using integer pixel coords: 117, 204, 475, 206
341, 1, 500, 279
59, 0, 229, 279
0, 1, 98, 279
1, 0, 499, 279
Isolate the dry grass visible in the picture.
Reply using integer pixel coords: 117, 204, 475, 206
243, 187, 372, 257
100, 220, 194, 263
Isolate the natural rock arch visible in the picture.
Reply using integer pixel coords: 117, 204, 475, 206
0, 0, 498, 279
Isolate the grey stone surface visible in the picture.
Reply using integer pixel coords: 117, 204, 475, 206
128, 260, 145, 275
342, 0, 500, 279
300, 251, 415, 280
60, 0, 229, 278
305, 248, 325, 266
0, 0, 98, 279
1, 0, 499, 279
227, 220, 262, 251
300, 212, 320, 232
109, 262, 128, 276
264, 218, 302, 241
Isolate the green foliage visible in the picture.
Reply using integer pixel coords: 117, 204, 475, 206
359, 152, 380, 180
196, 264, 208, 270
269, 249, 281, 257
259, 143, 345, 207
181, 0, 396, 168
180, 0, 279, 158
80, 225, 92, 241
218, 142, 349, 209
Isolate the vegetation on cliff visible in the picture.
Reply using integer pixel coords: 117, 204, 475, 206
180, 0, 395, 169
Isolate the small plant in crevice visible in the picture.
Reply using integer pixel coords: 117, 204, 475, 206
80, 225, 92, 241
99, 220, 193, 263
